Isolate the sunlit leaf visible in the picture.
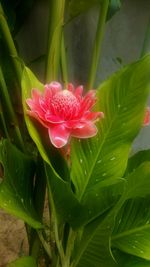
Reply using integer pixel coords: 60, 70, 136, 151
126, 150, 150, 175
74, 161, 150, 267
71, 55, 150, 228
0, 139, 42, 228
113, 250, 150, 267
7, 256, 37, 267
112, 162, 150, 260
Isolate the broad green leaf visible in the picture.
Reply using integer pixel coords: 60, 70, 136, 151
7, 256, 37, 267
0, 139, 42, 229
74, 214, 118, 267
71, 55, 150, 227
74, 161, 150, 267
126, 150, 150, 175
113, 250, 150, 267
123, 259, 150, 267
125, 162, 150, 199
74, 194, 125, 267
21, 67, 48, 163
112, 198, 150, 260
45, 163, 84, 225
112, 163, 150, 260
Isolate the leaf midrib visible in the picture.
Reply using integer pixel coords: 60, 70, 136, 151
112, 223, 150, 241
78, 90, 128, 201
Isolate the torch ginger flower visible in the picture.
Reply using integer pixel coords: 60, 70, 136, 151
26, 82, 104, 148
144, 107, 150, 126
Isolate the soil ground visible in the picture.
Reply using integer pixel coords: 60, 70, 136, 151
0, 210, 28, 267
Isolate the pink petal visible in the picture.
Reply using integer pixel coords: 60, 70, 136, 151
31, 89, 41, 100
71, 122, 98, 138
48, 124, 70, 148
66, 120, 86, 129
74, 85, 83, 100
84, 111, 104, 121
27, 111, 49, 128
68, 83, 74, 92
44, 82, 62, 107
45, 113, 64, 123
144, 107, 150, 126
80, 90, 96, 113
26, 100, 46, 120
45, 81, 62, 95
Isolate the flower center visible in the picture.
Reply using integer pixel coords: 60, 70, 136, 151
51, 90, 80, 119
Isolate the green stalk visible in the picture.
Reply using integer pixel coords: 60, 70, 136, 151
65, 228, 77, 267
37, 230, 52, 260
45, 0, 66, 82
61, 32, 68, 87
87, 0, 109, 90
0, 103, 10, 139
0, 3, 22, 85
140, 16, 150, 57
44, 164, 66, 267
0, 66, 24, 151
30, 159, 47, 260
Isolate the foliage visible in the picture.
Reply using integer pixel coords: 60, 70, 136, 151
0, 1, 150, 267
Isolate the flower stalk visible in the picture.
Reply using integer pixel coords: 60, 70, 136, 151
61, 32, 68, 87
0, 103, 10, 140
45, 0, 66, 82
87, 0, 109, 90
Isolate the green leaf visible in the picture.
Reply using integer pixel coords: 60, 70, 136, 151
125, 162, 150, 199
126, 149, 150, 175
0, 139, 42, 229
112, 163, 150, 260
74, 213, 119, 267
45, 163, 84, 225
123, 259, 150, 267
73, 161, 150, 267
113, 250, 150, 267
7, 256, 37, 267
71, 55, 150, 227
107, 0, 122, 20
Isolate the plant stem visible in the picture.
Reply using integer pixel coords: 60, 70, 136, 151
45, 164, 66, 267
87, 0, 109, 90
61, 32, 68, 87
45, 0, 66, 82
37, 230, 52, 260
65, 228, 77, 267
0, 3, 22, 86
30, 158, 47, 260
140, 16, 150, 57
0, 103, 10, 139
0, 66, 25, 151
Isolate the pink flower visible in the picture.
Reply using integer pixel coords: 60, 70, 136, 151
26, 82, 104, 148
144, 107, 150, 126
